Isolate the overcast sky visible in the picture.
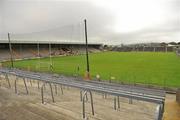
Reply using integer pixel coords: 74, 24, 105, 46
0, 0, 179, 45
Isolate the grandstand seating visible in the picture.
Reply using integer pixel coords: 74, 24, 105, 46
111, 46, 175, 52
0, 43, 101, 61
0, 49, 11, 61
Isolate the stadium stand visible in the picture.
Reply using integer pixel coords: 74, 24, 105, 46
0, 49, 11, 61
0, 43, 102, 61
110, 45, 176, 52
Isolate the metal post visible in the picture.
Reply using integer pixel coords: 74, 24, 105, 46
105, 93, 107, 99
159, 102, 164, 120
41, 83, 44, 104
60, 85, 63, 95
129, 84, 133, 104
129, 98, 133, 104
89, 91, 95, 115
23, 78, 28, 94
159, 104, 163, 120
155, 104, 163, 120
49, 83, 55, 102
162, 101, 164, 114
54, 84, 57, 95
44, 83, 46, 90
41, 82, 55, 103
117, 96, 120, 109
5, 74, 11, 88
29, 79, 32, 87
84, 19, 90, 79
85, 92, 88, 101
8, 33, 14, 68
102, 93, 107, 99
82, 91, 87, 119
114, 97, 117, 110
80, 90, 82, 101
37, 81, 40, 89
14, 76, 17, 94
82, 90, 95, 118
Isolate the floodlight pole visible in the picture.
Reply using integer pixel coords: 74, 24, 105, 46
8, 33, 14, 68
84, 19, 90, 79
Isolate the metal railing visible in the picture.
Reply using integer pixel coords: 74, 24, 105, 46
0, 67, 165, 120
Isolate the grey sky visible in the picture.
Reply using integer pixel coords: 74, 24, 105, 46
0, 0, 179, 44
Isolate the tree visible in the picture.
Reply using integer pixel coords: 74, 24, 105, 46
169, 42, 177, 45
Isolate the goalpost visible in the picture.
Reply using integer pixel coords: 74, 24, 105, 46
7, 21, 87, 77
37, 61, 53, 72
36, 42, 54, 73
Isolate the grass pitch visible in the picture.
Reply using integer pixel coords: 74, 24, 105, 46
3, 52, 180, 88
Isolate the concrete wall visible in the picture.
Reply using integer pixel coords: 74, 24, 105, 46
176, 89, 180, 104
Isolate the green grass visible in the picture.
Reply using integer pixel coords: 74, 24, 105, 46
2, 52, 180, 88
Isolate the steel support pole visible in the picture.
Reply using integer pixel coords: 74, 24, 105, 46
54, 84, 57, 95
23, 78, 28, 94
82, 91, 87, 119
129, 98, 133, 104
80, 90, 82, 101
105, 93, 107, 99
5, 74, 11, 88
102, 93, 107, 99
85, 92, 88, 101
41, 83, 45, 104
158, 103, 164, 120
30, 79, 32, 87
155, 104, 163, 120
49, 83, 55, 102
114, 97, 117, 110
14, 76, 18, 94
117, 96, 120, 109
82, 90, 95, 118
89, 91, 95, 115
84, 19, 90, 79
44, 83, 46, 90
60, 85, 63, 95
